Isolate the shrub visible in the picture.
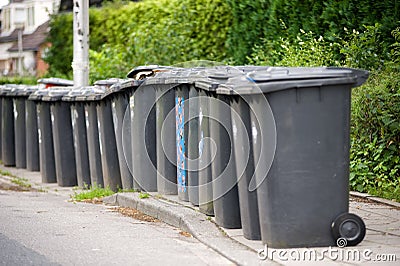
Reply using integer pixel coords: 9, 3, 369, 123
349, 29, 400, 201
46, 0, 232, 80
248, 27, 340, 67
0, 76, 37, 85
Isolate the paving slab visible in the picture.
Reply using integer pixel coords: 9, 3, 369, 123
1, 165, 399, 265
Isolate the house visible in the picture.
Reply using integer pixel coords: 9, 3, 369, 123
0, 0, 59, 76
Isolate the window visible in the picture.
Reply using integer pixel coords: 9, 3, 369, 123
15, 8, 26, 24
27, 7, 35, 26
3, 9, 11, 31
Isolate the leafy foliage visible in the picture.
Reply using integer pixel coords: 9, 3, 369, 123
249, 27, 340, 67
0, 76, 37, 85
45, 13, 73, 78
46, 0, 232, 80
350, 66, 400, 201
227, 0, 399, 65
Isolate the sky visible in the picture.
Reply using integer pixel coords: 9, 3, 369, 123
0, 0, 8, 8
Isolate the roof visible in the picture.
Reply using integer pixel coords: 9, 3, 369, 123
0, 29, 20, 43
7, 20, 49, 52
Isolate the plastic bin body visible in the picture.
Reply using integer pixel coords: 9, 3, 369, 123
85, 102, 104, 187
2, 96, 15, 166
155, 84, 177, 195
71, 102, 91, 187
209, 93, 241, 229
97, 99, 122, 191
187, 86, 199, 206
197, 89, 214, 216
227, 67, 369, 248
36, 101, 56, 183
51, 101, 77, 187
175, 85, 190, 201
26, 99, 40, 171
131, 85, 157, 192
194, 67, 244, 224
254, 86, 352, 247
14, 97, 26, 168
111, 91, 134, 190
230, 95, 261, 240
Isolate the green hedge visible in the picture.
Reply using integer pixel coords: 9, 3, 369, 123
350, 65, 400, 201
45, 0, 232, 81
227, 0, 399, 64
0, 76, 37, 85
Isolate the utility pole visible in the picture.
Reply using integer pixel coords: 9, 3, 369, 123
18, 28, 23, 76
72, 0, 89, 87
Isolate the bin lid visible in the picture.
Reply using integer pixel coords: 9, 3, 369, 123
216, 67, 369, 95
14, 85, 41, 97
0, 84, 35, 97
119, 79, 142, 90
164, 68, 207, 85
67, 86, 107, 101
112, 79, 142, 94
0, 84, 18, 96
29, 86, 74, 102
37, 77, 74, 88
62, 87, 88, 101
143, 71, 177, 85
94, 78, 126, 88
194, 66, 244, 91
126, 65, 178, 79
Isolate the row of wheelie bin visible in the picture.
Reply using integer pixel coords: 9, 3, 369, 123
0, 65, 369, 249
120, 65, 369, 248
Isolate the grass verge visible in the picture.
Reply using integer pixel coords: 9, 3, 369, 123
71, 185, 115, 202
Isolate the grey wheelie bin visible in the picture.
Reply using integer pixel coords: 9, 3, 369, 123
77, 87, 105, 187
208, 73, 241, 229
110, 79, 141, 190
63, 88, 91, 187
169, 70, 195, 201
96, 91, 122, 191
166, 68, 205, 204
143, 73, 178, 195
12, 85, 27, 168
42, 87, 77, 187
187, 84, 200, 206
217, 77, 262, 240
232, 67, 368, 247
127, 65, 177, 192
175, 83, 190, 201
1, 85, 16, 166
130, 79, 157, 192
20, 85, 40, 171
213, 67, 272, 239
12, 85, 40, 170
195, 67, 243, 228
29, 89, 57, 183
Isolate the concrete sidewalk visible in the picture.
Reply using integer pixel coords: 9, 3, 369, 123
1, 165, 399, 265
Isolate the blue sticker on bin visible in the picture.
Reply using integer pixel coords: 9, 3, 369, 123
176, 96, 186, 193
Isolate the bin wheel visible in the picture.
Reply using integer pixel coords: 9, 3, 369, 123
331, 213, 365, 247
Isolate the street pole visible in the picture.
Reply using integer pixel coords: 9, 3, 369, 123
18, 28, 23, 76
72, 0, 89, 87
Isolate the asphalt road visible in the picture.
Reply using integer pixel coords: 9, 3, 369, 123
0, 189, 233, 265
